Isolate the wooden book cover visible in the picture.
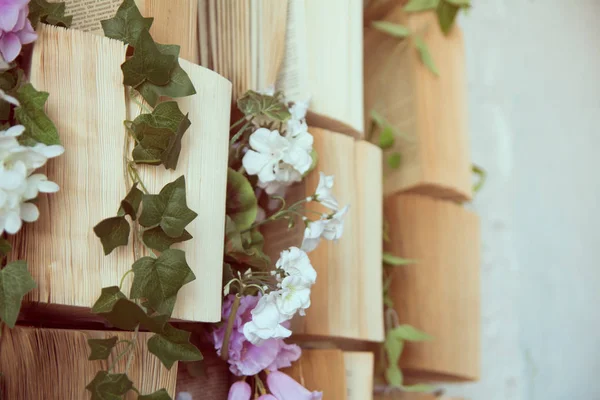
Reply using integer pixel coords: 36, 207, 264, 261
384, 194, 480, 381
364, 8, 472, 201
0, 326, 177, 399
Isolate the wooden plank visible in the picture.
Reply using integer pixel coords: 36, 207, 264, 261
364, 8, 472, 201
384, 194, 480, 381
0, 326, 177, 399
345, 352, 375, 400
283, 349, 347, 398
10, 25, 231, 323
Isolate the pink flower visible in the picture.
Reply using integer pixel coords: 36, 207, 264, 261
227, 381, 251, 400
0, 0, 37, 62
267, 371, 323, 400
258, 396, 278, 400
213, 295, 301, 376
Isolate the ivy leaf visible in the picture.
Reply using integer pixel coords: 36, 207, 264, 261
97, 297, 169, 333
385, 330, 405, 367
93, 216, 131, 255
14, 83, 61, 146
437, 0, 460, 35
372, 21, 411, 38
101, 0, 154, 45
132, 101, 186, 132
136, 44, 196, 107
117, 184, 143, 220
29, 0, 73, 28
224, 217, 270, 270
0, 238, 11, 257
0, 261, 36, 328
86, 371, 133, 400
138, 389, 172, 400
383, 253, 416, 266
161, 112, 190, 170
414, 36, 439, 76
91, 286, 127, 314
237, 91, 291, 122
379, 127, 395, 149
132, 123, 173, 165
142, 227, 192, 252
387, 152, 402, 169
390, 324, 432, 342
87, 336, 119, 360
139, 176, 198, 238
385, 366, 404, 388
122, 29, 177, 88
148, 323, 203, 369
404, 0, 440, 11
226, 168, 258, 231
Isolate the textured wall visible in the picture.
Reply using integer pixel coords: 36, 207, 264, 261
443, 1, 600, 399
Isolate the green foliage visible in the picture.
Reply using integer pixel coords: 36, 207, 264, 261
382, 253, 416, 266
118, 184, 143, 220
0, 261, 36, 328
404, 0, 440, 12
224, 217, 271, 270
93, 216, 131, 255
94, 296, 168, 332
147, 323, 203, 369
384, 325, 432, 389
387, 152, 402, 169
139, 176, 198, 238
379, 126, 395, 150
14, 83, 61, 146
414, 36, 439, 76
142, 227, 192, 252
87, 337, 119, 360
436, 0, 460, 35
86, 371, 133, 400
29, 0, 73, 28
390, 324, 433, 342
122, 29, 177, 88
101, 0, 154, 45
372, 21, 411, 38
237, 90, 291, 122
0, 67, 24, 121
0, 238, 11, 257
226, 168, 258, 231
472, 163, 487, 193
91, 287, 127, 314
138, 389, 172, 400
130, 249, 195, 316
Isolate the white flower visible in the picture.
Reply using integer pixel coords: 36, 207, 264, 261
283, 122, 313, 175
314, 172, 338, 210
301, 219, 326, 252
276, 247, 317, 284
242, 128, 288, 183
243, 292, 292, 345
322, 205, 349, 241
0, 88, 19, 107
289, 101, 309, 121
258, 163, 302, 195
276, 275, 312, 317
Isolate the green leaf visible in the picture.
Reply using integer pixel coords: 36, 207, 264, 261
138, 389, 172, 400
86, 371, 133, 400
385, 330, 405, 367
237, 91, 291, 122
101, 0, 154, 45
87, 336, 119, 360
387, 152, 402, 169
97, 297, 169, 333
402, 384, 435, 392
379, 127, 395, 149
14, 83, 61, 146
130, 249, 195, 316
0, 238, 11, 257
404, 0, 440, 12
93, 216, 131, 255
29, 0, 72, 28
142, 227, 192, 252
139, 176, 198, 238
148, 323, 203, 369
0, 261, 36, 328
135, 44, 196, 107
385, 366, 404, 388
133, 101, 186, 132
472, 163, 487, 193
390, 324, 432, 342
161, 112, 190, 170
224, 217, 271, 270
226, 168, 258, 231
91, 286, 127, 314
122, 29, 177, 88
446, 0, 470, 6
132, 124, 173, 165
437, 0, 460, 35
383, 253, 416, 266
117, 183, 143, 220
372, 21, 411, 38
370, 110, 387, 128
414, 36, 439, 76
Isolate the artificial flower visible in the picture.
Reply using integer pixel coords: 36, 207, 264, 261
301, 219, 326, 252
176, 392, 193, 400
276, 275, 312, 317
0, 0, 37, 62
243, 292, 292, 345
258, 163, 301, 195
283, 123, 313, 175
267, 371, 323, 400
321, 205, 349, 241
314, 172, 338, 210
227, 381, 252, 400
257, 396, 278, 400
242, 128, 288, 183
267, 341, 302, 371
0, 88, 19, 106
275, 247, 316, 284
288, 101, 309, 121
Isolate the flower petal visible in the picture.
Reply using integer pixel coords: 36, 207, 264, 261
20, 202, 39, 222
0, 32, 22, 63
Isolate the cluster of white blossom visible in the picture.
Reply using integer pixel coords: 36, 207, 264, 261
0, 95, 64, 235
242, 98, 313, 195
243, 246, 317, 345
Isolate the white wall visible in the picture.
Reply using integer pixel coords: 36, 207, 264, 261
443, 1, 600, 399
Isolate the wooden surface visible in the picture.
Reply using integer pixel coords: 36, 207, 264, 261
305, 0, 364, 134
364, 8, 472, 201
0, 326, 177, 399
345, 352, 375, 400
137, 0, 199, 63
174, 343, 231, 400
384, 194, 480, 381
11, 25, 231, 323
283, 349, 347, 398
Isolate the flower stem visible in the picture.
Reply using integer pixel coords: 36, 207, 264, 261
119, 269, 134, 290
124, 324, 139, 373
230, 121, 252, 147
221, 294, 242, 361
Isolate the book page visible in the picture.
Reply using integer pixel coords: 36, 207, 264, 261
64, 0, 121, 34
276, 0, 310, 102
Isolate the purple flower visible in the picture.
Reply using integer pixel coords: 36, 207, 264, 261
267, 371, 323, 400
213, 295, 302, 377
257, 396, 278, 400
0, 0, 37, 62
227, 381, 251, 400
